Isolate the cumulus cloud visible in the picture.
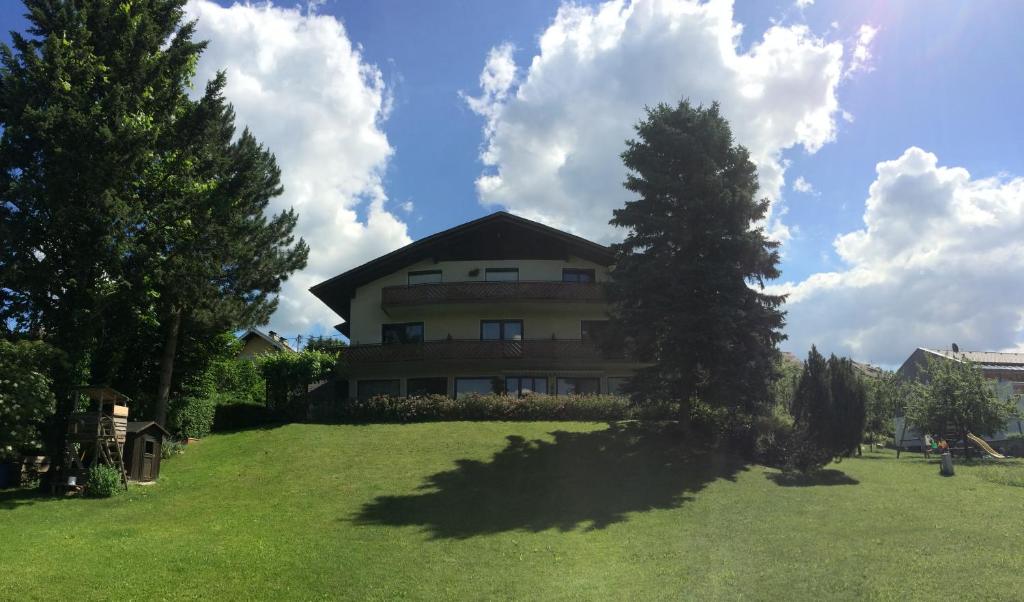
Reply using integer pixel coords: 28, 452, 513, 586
773, 147, 1024, 365
792, 176, 816, 194
185, 0, 411, 336
464, 0, 875, 244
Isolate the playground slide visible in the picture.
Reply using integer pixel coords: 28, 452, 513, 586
966, 433, 1006, 459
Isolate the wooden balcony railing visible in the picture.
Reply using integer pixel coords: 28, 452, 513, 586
381, 281, 605, 307
345, 338, 622, 364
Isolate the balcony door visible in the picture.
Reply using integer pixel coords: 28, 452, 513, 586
382, 322, 424, 344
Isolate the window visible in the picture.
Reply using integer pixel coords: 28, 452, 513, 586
382, 322, 424, 344
357, 379, 400, 400
562, 268, 595, 283
481, 319, 523, 341
485, 268, 519, 282
144, 440, 155, 456
408, 270, 442, 285
455, 377, 497, 398
581, 320, 609, 342
407, 377, 447, 396
556, 377, 601, 395
505, 376, 548, 396
607, 377, 631, 395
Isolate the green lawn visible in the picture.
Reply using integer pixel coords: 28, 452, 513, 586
2, 422, 1022, 600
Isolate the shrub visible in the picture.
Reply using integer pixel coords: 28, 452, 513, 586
751, 404, 794, 467
169, 371, 216, 439
208, 357, 266, 406
213, 403, 281, 431
85, 464, 122, 497
0, 340, 62, 462
259, 350, 337, 420
160, 439, 186, 460
338, 393, 679, 423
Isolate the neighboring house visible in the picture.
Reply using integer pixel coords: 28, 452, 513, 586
238, 328, 294, 359
894, 347, 1024, 448
310, 211, 645, 400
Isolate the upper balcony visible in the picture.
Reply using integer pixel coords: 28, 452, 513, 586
345, 338, 623, 365
380, 280, 605, 309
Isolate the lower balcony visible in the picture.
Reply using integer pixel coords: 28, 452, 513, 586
345, 338, 623, 364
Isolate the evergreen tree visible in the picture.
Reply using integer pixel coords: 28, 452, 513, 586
788, 346, 833, 472
0, 0, 205, 455
139, 73, 308, 425
608, 100, 786, 416
828, 355, 867, 458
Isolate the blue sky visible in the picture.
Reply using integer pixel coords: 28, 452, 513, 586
3, 1, 1023, 365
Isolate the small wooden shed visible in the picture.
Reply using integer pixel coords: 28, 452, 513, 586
124, 421, 170, 482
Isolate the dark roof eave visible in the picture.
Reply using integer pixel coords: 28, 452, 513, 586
309, 211, 614, 321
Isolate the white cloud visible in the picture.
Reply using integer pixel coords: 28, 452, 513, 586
774, 147, 1024, 365
185, 1, 411, 336
400, 200, 414, 213
795, 0, 814, 8
792, 176, 816, 194
846, 24, 878, 77
465, 0, 875, 244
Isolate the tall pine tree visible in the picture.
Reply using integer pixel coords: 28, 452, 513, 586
608, 100, 786, 416
0, 0, 205, 455
140, 73, 308, 425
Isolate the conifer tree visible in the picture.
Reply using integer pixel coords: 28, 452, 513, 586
0, 0, 206, 454
788, 346, 833, 471
608, 100, 786, 416
828, 355, 867, 457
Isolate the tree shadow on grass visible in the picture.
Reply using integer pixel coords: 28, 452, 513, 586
0, 487, 47, 511
765, 468, 859, 487
352, 422, 747, 539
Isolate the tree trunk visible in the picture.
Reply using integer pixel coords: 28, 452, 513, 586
155, 308, 182, 427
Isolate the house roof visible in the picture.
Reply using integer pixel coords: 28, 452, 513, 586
126, 421, 171, 437
918, 348, 1024, 371
310, 211, 614, 323
239, 328, 293, 352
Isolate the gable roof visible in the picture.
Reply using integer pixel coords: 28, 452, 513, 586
126, 421, 171, 437
310, 211, 614, 323
904, 347, 1024, 374
239, 329, 293, 352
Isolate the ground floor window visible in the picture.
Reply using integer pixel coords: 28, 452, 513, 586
607, 376, 631, 395
505, 376, 548, 396
455, 377, 498, 398
556, 377, 600, 395
357, 379, 400, 400
407, 377, 447, 397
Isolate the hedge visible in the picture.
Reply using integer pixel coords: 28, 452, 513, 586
337, 393, 682, 423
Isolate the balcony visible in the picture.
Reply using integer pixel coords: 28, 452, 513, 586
380, 281, 605, 308
345, 338, 622, 364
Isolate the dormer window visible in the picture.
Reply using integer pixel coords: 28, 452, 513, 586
485, 268, 519, 282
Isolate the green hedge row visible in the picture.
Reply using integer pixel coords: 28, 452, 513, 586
335, 393, 683, 423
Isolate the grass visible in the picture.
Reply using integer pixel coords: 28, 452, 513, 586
2, 422, 1023, 600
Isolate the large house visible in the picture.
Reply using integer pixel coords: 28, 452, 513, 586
310, 212, 644, 400
894, 347, 1024, 448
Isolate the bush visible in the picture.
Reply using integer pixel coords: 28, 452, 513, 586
751, 404, 794, 467
0, 340, 63, 462
160, 439, 186, 460
259, 350, 337, 420
85, 464, 122, 497
170, 393, 215, 439
213, 403, 281, 431
338, 393, 680, 423
208, 357, 266, 406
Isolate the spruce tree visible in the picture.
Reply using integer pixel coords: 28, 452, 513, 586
140, 73, 308, 425
0, 0, 205, 456
828, 355, 867, 458
608, 100, 786, 416
788, 346, 833, 472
